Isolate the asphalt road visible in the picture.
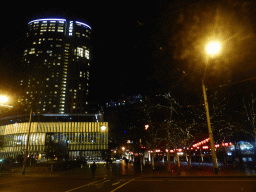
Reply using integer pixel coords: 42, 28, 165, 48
1, 161, 256, 192
1, 175, 256, 192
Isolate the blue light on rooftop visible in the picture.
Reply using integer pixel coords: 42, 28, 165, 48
75, 21, 92, 30
28, 18, 66, 25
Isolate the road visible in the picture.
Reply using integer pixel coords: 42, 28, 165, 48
1, 161, 256, 192
1, 176, 256, 192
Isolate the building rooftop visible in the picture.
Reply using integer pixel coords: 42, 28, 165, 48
0, 113, 103, 126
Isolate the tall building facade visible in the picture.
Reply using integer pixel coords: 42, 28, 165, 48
18, 18, 92, 114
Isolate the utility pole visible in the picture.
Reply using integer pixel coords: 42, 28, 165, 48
202, 79, 218, 174
22, 109, 33, 175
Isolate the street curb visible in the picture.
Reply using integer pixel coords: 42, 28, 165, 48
143, 176, 256, 179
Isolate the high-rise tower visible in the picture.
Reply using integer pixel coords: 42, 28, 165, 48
18, 18, 92, 114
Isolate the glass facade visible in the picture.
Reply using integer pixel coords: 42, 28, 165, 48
0, 120, 108, 160
18, 18, 92, 114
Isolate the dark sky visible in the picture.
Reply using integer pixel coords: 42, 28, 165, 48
1, 0, 256, 106
0, 1, 164, 102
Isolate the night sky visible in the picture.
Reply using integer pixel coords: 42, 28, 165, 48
1, 0, 256, 107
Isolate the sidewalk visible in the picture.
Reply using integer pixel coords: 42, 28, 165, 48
1, 161, 256, 179
141, 162, 256, 178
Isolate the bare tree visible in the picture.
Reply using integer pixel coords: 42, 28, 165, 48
243, 94, 256, 149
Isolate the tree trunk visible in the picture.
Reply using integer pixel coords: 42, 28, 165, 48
167, 150, 171, 171
200, 150, 204, 163
177, 153, 181, 175
152, 153, 155, 169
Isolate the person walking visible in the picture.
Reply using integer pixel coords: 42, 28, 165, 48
91, 162, 96, 178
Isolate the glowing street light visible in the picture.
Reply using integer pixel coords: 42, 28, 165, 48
0, 96, 8, 104
201, 41, 222, 174
205, 41, 221, 56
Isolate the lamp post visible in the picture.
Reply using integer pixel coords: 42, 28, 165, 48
202, 41, 221, 174
22, 108, 33, 175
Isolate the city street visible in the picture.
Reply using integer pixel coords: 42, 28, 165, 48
1, 161, 256, 192
1, 174, 256, 192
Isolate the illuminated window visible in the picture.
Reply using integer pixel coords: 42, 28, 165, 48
85, 50, 89, 59
77, 47, 83, 57
57, 27, 64, 32
69, 21, 73, 36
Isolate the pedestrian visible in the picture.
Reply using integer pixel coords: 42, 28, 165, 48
91, 162, 96, 178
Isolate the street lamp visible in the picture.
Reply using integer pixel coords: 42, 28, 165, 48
205, 41, 221, 56
202, 41, 221, 174
0, 95, 8, 104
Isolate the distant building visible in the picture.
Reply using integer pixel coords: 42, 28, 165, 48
18, 18, 92, 114
105, 94, 143, 107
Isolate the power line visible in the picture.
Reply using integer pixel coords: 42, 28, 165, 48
219, 76, 256, 88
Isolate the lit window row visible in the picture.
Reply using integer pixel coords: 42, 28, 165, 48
74, 47, 90, 59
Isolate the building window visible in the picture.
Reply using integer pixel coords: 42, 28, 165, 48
77, 47, 83, 57
85, 50, 89, 59
57, 27, 64, 32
